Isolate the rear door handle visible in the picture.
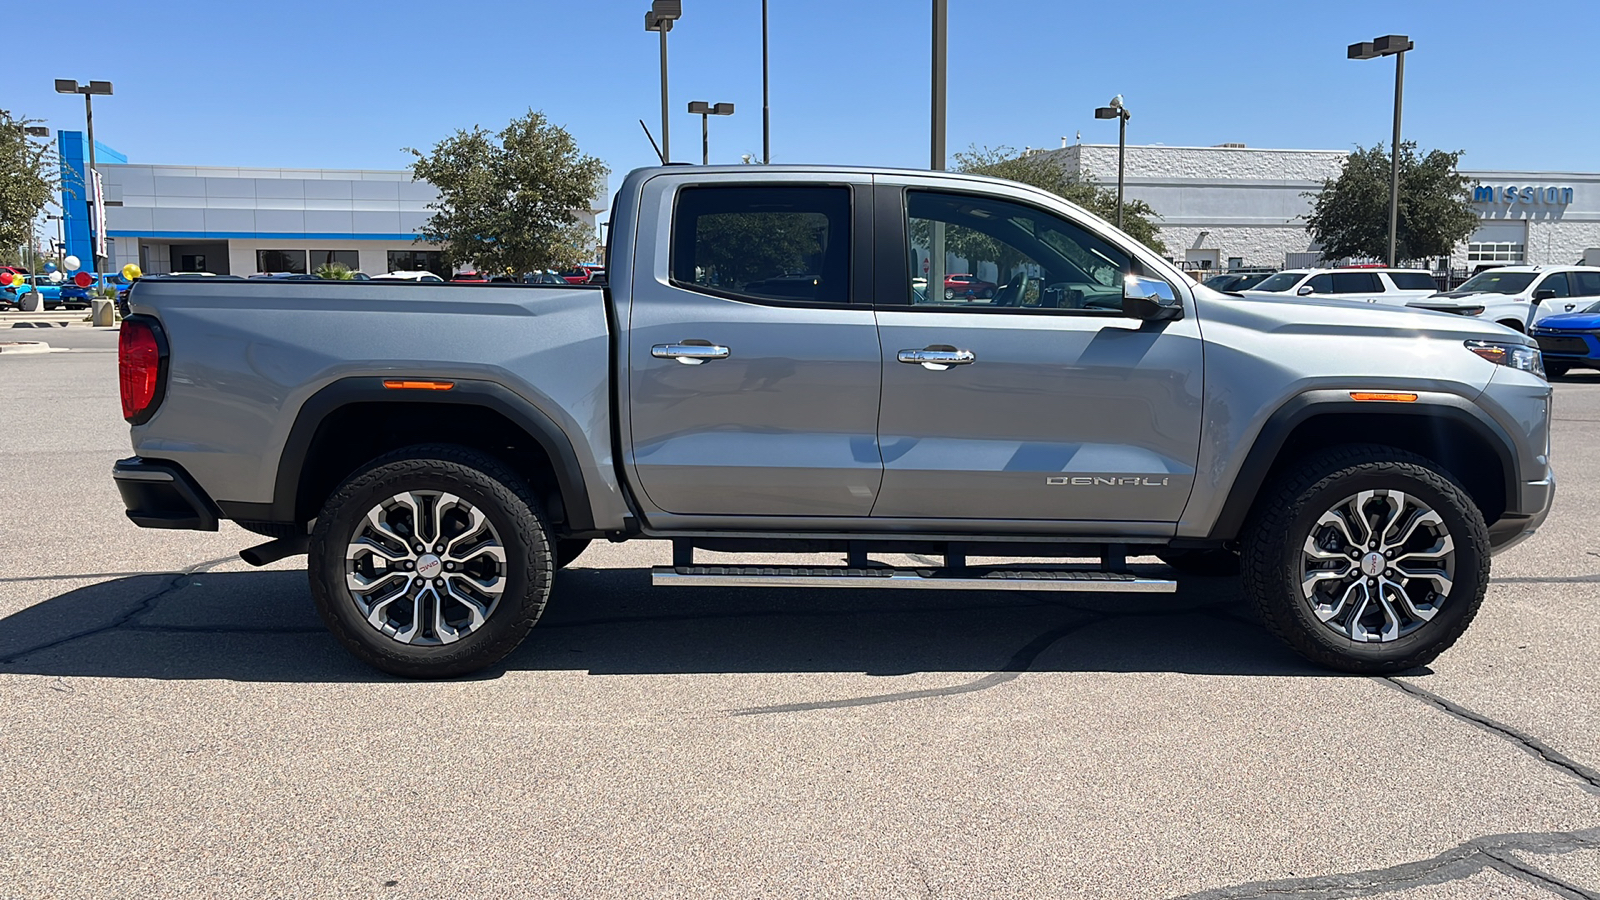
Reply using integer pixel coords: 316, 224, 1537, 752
897, 346, 976, 371
651, 342, 730, 365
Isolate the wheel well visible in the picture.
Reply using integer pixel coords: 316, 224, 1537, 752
1497, 319, 1526, 333
1259, 413, 1508, 523
294, 402, 568, 529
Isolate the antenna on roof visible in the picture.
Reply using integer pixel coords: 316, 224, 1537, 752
639, 119, 666, 164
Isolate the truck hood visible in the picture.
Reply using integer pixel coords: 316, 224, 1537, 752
1198, 287, 1534, 345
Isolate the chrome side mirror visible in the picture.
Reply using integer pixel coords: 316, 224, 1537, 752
1122, 275, 1182, 322
1296, 285, 1315, 296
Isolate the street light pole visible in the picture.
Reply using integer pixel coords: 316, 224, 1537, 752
762, 0, 771, 164
645, 2, 682, 163
1094, 96, 1130, 232
54, 79, 113, 276
1348, 35, 1413, 268
930, 0, 946, 171
688, 102, 734, 165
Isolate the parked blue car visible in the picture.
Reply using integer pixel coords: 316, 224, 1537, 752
14, 276, 72, 310
58, 273, 125, 308
1530, 299, 1600, 377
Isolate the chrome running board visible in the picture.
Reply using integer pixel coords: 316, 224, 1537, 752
651, 565, 1176, 593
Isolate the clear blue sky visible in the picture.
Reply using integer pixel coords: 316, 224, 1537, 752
5, 0, 1597, 187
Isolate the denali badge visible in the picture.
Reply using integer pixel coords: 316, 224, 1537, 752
1047, 476, 1171, 487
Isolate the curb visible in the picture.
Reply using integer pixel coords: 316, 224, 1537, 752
0, 341, 52, 355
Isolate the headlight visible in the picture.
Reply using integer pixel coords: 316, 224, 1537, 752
1466, 340, 1546, 378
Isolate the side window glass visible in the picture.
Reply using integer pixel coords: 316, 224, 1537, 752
1387, 272, 1439, 291
1331, 272, 1378, 294
905, 190, 1147, 312
1306, 274, 1334, 293
1571, 272, 1600, 297
671, 185, 851, 304
1538, 273, 1571, 298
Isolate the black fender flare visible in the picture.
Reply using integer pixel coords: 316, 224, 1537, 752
1204, 390, 1520, 541
221, 377, 596, 532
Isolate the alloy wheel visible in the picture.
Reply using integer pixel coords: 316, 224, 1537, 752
1300, 490, 1456, 643
344, 491, 507, 645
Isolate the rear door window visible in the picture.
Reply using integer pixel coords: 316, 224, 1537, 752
1570, 271, 1600, 297
1387, 272, 1438, 291
671, 185, 852, 305
1331, 272, 1381, 294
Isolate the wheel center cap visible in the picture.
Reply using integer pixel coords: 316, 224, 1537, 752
1360, 552, 1386, 578
416, 554, 443, 579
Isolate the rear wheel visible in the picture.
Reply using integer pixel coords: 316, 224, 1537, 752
308, 445, 553, 678
1240, 445, 1489, 673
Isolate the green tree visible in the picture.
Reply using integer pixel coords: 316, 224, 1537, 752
952, 146, 1167, 255
314, 261, 355, 280
0, 110, 57, 265
1304, 142, 1479, 262
407, 110, 608, 275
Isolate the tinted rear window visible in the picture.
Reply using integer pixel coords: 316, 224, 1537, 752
1331, 272, 1381, 293
671, 185, 852, 304
1388, 272, 1438, 291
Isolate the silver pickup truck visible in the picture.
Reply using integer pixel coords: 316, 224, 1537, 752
113, 165, 1554, 678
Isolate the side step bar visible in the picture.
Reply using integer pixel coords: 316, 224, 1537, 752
651, 565, 1176, 593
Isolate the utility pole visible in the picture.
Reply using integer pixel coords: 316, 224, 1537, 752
762, 0, 771, 164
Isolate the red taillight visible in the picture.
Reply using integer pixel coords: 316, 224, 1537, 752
119, 319, 163, 423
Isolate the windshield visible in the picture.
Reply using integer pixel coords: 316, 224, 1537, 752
1456, 271, 1536, 294
1251, 271, 1308, 293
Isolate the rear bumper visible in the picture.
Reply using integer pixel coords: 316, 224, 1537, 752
112, 457, 220, 531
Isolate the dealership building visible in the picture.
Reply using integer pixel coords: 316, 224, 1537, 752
54, 131, 604, 277
1037, 142, 1600, 272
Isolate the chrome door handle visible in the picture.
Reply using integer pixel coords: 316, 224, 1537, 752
897, 347, 975, 371
651, 342, 730, 365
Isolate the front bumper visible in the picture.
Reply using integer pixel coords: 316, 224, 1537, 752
112, 457, 220, 531
1531, 330, 1600, 363
1489, 472, 1554, 555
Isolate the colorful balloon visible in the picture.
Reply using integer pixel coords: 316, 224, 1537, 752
0, 271, 13, 286
122, 263, 142, 281
74, 272, 93, 288
48, 271, 63, 283
63, 255, 81, 272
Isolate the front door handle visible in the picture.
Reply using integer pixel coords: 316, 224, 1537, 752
897, 346, 976, 371
652, 342, 730, 365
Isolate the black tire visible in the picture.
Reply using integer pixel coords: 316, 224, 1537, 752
1156, 547, 1240, 577
1240, 445, 1490, 674
555, 538, 592, 568
1544, 361, 1570, 378
308, 444, 553, 678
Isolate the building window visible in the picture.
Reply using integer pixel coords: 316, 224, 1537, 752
1467, 242, 1525, 264
257, 249, 307, 274
310, 250, 360, 272
387, 250, 446, 275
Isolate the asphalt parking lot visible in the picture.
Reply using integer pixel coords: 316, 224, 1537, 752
2, 326, 1598, 899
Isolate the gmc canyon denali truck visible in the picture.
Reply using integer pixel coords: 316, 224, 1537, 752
112, 165, 1554, 678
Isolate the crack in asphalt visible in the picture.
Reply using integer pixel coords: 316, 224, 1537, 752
1168, 827, 1600, 900
0, 571, 181, 584
730, 600, 1244, 716
1381, 677, 1600, 793
0, 555, 236, 665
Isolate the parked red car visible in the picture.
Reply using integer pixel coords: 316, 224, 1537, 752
944, 273, 996, 299
561, 265, 606, 285
449, 271, 487, 283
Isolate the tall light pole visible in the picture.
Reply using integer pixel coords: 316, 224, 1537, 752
761, 0, 770, 164
1349, 34, 1413, 267
1094, 95, 1130, 231
54, 79, 113, 275
687, 102, 734, 165
644, 2, 682, 163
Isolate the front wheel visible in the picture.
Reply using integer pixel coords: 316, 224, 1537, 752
1240, 446, 1489, 674
308, 445, 553, 678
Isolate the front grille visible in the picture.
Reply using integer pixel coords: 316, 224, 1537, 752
1534, 334, 1590, 355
